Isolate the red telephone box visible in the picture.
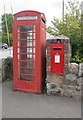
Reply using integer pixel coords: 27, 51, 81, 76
51, 44, 64, 74
13, 10, 46, 94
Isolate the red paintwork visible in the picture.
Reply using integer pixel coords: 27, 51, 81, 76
51, 44, 64, 74
13, 10, 46, 94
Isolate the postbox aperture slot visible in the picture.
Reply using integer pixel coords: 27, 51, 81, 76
53, 48, 61, 50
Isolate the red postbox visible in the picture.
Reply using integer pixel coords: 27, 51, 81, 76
51, 44, 64, 74
13, 10, 46, 94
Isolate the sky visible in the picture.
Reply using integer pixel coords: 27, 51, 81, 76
0, 0, 83, 27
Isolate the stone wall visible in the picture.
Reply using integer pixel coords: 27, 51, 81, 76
64, 39, 71, 74
2, 57, 13, 81
46, 38, 82, 99
46, 38, 71, 86
46, 62, 83, 99
46, 38, 71, 75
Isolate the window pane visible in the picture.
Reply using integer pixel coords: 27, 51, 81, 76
19, 75, 33, 81
27, 48, 32, 53
18, 61, 32, 68
18, 68, 32, 74
19, 26, 32, 32
27, 41, 32, 46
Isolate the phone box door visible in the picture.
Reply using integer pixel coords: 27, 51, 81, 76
51, 44, 64, 74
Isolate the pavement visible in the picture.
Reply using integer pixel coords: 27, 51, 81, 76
2, 80, 81, 118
